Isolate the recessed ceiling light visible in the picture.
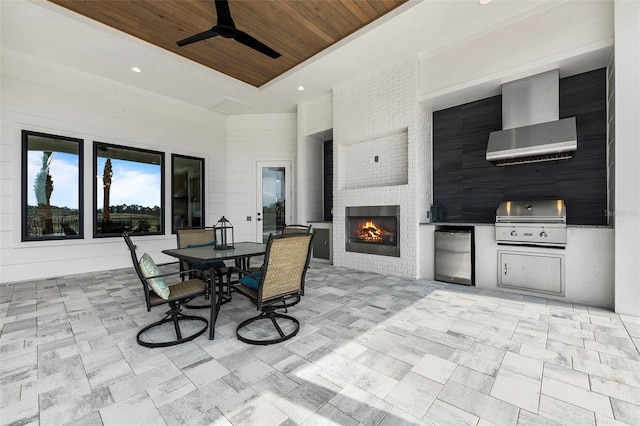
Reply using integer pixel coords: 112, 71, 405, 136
130, 66, 143, 73
297, 86, 305, 91
478, 0, 492, 4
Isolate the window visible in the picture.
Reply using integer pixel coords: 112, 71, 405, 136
22, 131, 83, 241
94, 142, 164, 237
171, 154, 205, 233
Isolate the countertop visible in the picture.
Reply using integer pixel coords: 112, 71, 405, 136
421, 222, 612, 229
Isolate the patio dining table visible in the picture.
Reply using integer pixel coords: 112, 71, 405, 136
162, 242, 266, 340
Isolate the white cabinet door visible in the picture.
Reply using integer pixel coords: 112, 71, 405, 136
498, 251, 564, 295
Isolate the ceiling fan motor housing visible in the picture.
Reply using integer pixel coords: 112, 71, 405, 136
216, 25, 237, 38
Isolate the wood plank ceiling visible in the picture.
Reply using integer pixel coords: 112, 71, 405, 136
48, 0, 407, 88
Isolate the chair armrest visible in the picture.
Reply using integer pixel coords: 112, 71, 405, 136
155, 260, 181, 267
234, 268, 262, 279
144, 268, 204, 280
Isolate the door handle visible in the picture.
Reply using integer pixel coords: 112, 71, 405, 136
504, 263, 508, 275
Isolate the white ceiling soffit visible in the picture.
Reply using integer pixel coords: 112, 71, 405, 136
1, 0, 608, 115
419, 0, 614, 111
212, 98, 253, 115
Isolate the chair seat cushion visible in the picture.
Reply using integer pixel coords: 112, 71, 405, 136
187, 241, 226, 269
196, 260, 226, 270
167, 279, 206, 300
139, 253, 170, 300
239, 271, 262, 290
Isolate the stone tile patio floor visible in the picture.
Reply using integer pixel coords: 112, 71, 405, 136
1, 262, 639, 425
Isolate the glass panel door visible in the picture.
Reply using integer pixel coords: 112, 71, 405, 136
256, 161, 291, 243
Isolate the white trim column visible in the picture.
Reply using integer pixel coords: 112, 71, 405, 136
614, 0, 640, 315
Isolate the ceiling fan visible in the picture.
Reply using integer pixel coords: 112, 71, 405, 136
176, 0, 281, 59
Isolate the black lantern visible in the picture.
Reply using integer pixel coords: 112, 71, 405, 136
214, 216, 234, 250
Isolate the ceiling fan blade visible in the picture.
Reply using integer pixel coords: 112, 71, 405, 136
235, 31, 281, 59
177, 0, 280, 59
214, 0, 234, 27
176, 29, 219, 47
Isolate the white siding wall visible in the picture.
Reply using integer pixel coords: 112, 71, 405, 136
0, 50, 227, 283
228, 114, 297, 242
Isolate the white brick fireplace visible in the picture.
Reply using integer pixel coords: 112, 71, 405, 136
333, 57, 430, 278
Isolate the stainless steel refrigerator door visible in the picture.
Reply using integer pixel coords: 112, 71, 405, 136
435, 230, 472, 285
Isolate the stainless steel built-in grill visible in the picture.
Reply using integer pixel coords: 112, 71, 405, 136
495, 199, 567, 247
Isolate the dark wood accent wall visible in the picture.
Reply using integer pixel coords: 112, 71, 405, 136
433, 68, 607, 225
323, 140, 333, 221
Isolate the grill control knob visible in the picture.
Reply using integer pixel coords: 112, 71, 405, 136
510, 230, 517, 237
540, 231, 548, 238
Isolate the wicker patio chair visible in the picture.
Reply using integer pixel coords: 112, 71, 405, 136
282, 224, 312, 234
244, 224, 311, 273
176, 227, 234, 305
233, 232, 314, 345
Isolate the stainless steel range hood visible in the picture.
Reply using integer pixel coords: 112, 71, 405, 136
486, 70, 577, 166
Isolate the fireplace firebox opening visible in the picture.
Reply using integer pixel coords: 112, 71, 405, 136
346, 205, 400, 257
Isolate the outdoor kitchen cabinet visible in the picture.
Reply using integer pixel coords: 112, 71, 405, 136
498, 250, 564, 295
310, 222, 332, 263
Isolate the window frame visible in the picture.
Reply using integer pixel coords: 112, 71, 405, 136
21, 130, 84, 242
93, 141, 165, 238
171, 154, 205, 234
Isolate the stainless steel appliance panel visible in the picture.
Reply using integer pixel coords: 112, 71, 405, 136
495, 223, 567, 246
494, 199, 567, 248
495, 199, 566, 223
498, 250, 565, 295
435, 229, 473, 285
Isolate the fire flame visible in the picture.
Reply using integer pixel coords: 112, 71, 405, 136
358, 220, 383, 242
